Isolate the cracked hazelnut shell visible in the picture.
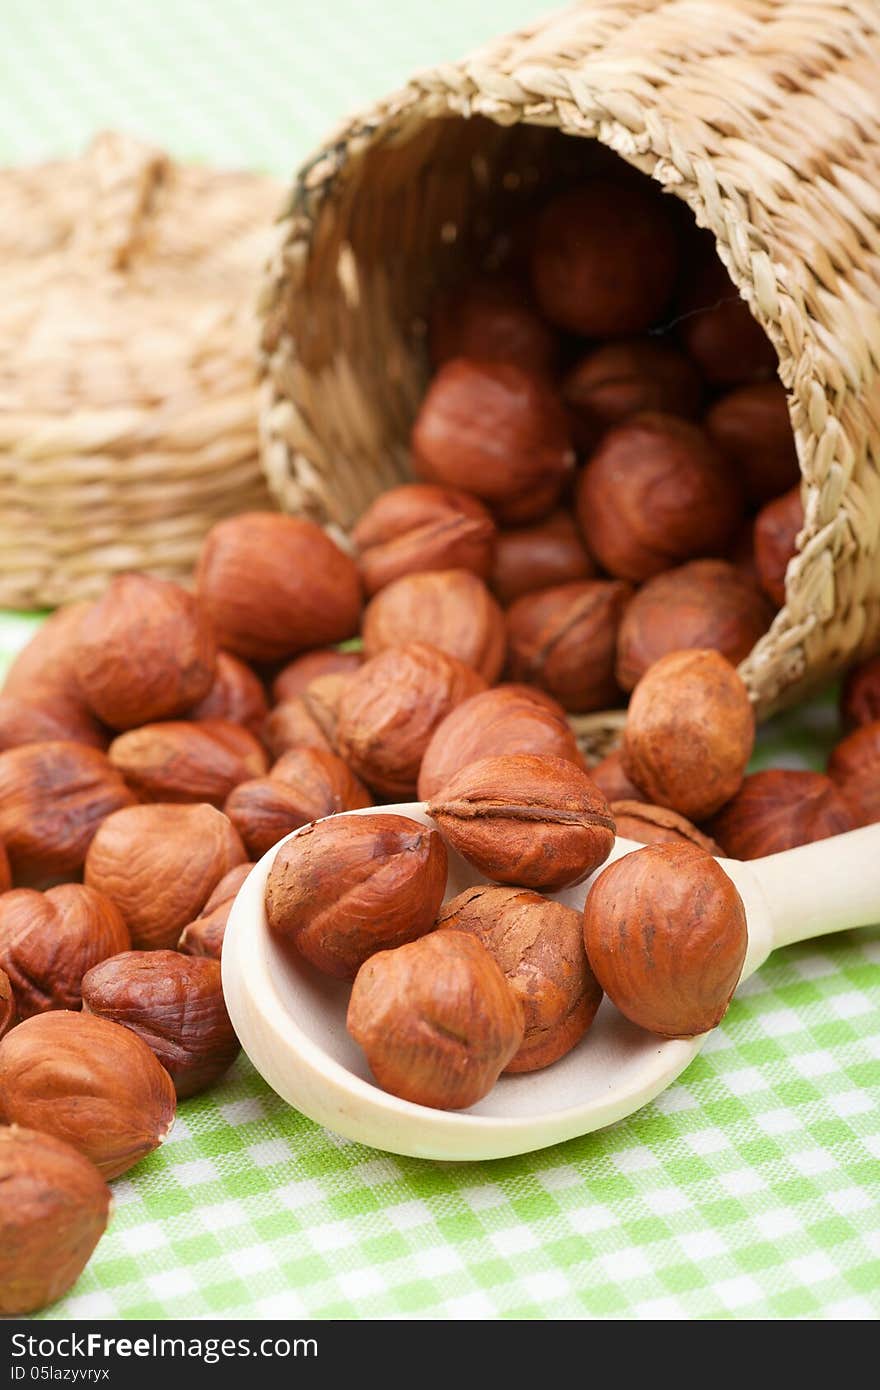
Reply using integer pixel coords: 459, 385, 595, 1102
438, 885, 602, 1072
347, 931, 524, 1109
266, 812, 447, 978
0, 1009, 177, 1178
615, 559, 773, 691
583, 842, 747, 1037
412, 358, 574, 524
576, 413, 743, 582
196, 512, 362, 663
622, 650, 754, 821
353, 484, 496, 597
362, 568, 506, 683
109, 719, 267, 805
85, 802, 246, 949
76, 574, 217, 730
506, 578, 631, 713
753, 484, 803, 608
428, 753, 615, 890
82, 950, 240, 1099
178, 863, 252, 959
0, 1127, 111, 1316
709, 770, 853, 858
0, 741, 136, 885
0, 884, 130, 1017
336, 643, 485, 798
417, 684, 584, 801
225, 745, 372, 859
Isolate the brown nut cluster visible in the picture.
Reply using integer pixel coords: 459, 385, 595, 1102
611, 802, 722, 854
490, 511, 595, 607
362, 568, 506, 683
438, 885, 602, 1072
563, 338, 702, 451
0, 1009, 177, 1178
0, 1127, 111, 1316
827, 722, 880, 828
82, 950, 240, 1098
506, 579, 632, 713
109, 719, 267, 805
178, 863, 251, 959
615, 559, 772, 691
623, 650, 755, 821
347, 931, 524, 1110
412, 358, 574, 523
576, 414, 743, 582
417, 684, 584, 802
710, 770, 854, 859
266, 813, 447, 978
225, 745, 372, 859
335, 643, 485, 799
85, 802, 247, 949
353, 484, 496, 597
0, 884, 129, 1017
583, 843, 748, 1037
428, 754, 615, 891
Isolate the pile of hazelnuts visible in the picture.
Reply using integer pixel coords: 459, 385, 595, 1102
1, 167, 878, 1313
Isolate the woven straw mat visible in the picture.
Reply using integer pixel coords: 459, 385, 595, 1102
259, 0, 880, 731
0, 131, 282, 608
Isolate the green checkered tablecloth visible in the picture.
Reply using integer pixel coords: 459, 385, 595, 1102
5, 0, 880, 1321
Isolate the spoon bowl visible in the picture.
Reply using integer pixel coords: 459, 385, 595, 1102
222, 806, 880, 1160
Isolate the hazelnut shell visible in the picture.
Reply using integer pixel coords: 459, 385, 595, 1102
506, 578, 631, 712
490, 511, 595, 607
362, 568, 506, 683
225, 746, 372, 859
705, 380, 799, 506
828, 722, 880, 828
428, 278, 558, 376
611, 801, 722, 854
188, 652, 269, 734
353, 484, 496, 597
272, 649, 362, 705
709, 770, 853, 858
562, 338, 701, 451
0, 884, 130, 1017
754, 484, 803, 608
178, 863, 252, 959
109, 719, 267, 806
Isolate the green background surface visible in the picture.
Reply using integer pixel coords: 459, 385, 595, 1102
4, 0, 879, 1321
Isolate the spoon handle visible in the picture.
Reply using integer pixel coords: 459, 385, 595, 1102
749, 824, 880, 952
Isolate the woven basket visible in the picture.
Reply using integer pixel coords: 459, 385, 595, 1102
259, 0, 880, 747
0, 132, 282, 609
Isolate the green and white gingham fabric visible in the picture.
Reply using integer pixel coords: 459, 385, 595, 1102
4, 0, 879, 1321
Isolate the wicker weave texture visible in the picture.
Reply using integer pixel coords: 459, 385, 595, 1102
1, 132, 282, 608
260, 0, 880, 719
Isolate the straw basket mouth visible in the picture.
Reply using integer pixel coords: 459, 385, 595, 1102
260, 6, 880, 725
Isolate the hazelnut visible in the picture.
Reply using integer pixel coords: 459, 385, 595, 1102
3, 602, 91, 701
0, 966, 13, 1038
76, 574, 217, 730
353, 484, 496, 597
611, 801, 723, 854
178, 863, 252, 959
754, 484, 803, 607
85, 802, 246, 949
438, 885, 602, 1072
0, 1009, 177, 1178
0, 692, 108, 751
417, 684, 584, 801
531, 180, 679, 337
362, 568, 506, 683
675, 242, 777, 385
576, 413, 743, 582
412, 358, 574, 523
225, 746, 372, 859
562, 338, 702, 451
336, 643, 485, 798
622, 650, 755, 821
0, 1127, 111, 1316
196, 512, 362, 663
272, 648, 362, 704
109, 719, 267, 805
188, 652, 269, 734
266, 812, 447, 978
428, 753, 615, 890
841, 656, 880, 730
0, 884, 129, 1017
615, 559, 773, 691
828, 722, 880, 828
506, 579, 632, 712
583, 843, 748, 1037
710, 770, 853, 859
589, 750, 644, 804
428, 277, 558, 376
0, 741, 135, 885
82, 950, 240, 1099
0, 840, 8, 894
490, 511, 595, 607
347, 931, 524, 1109
262, 672, 350, 760
705, 380, 799, 506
